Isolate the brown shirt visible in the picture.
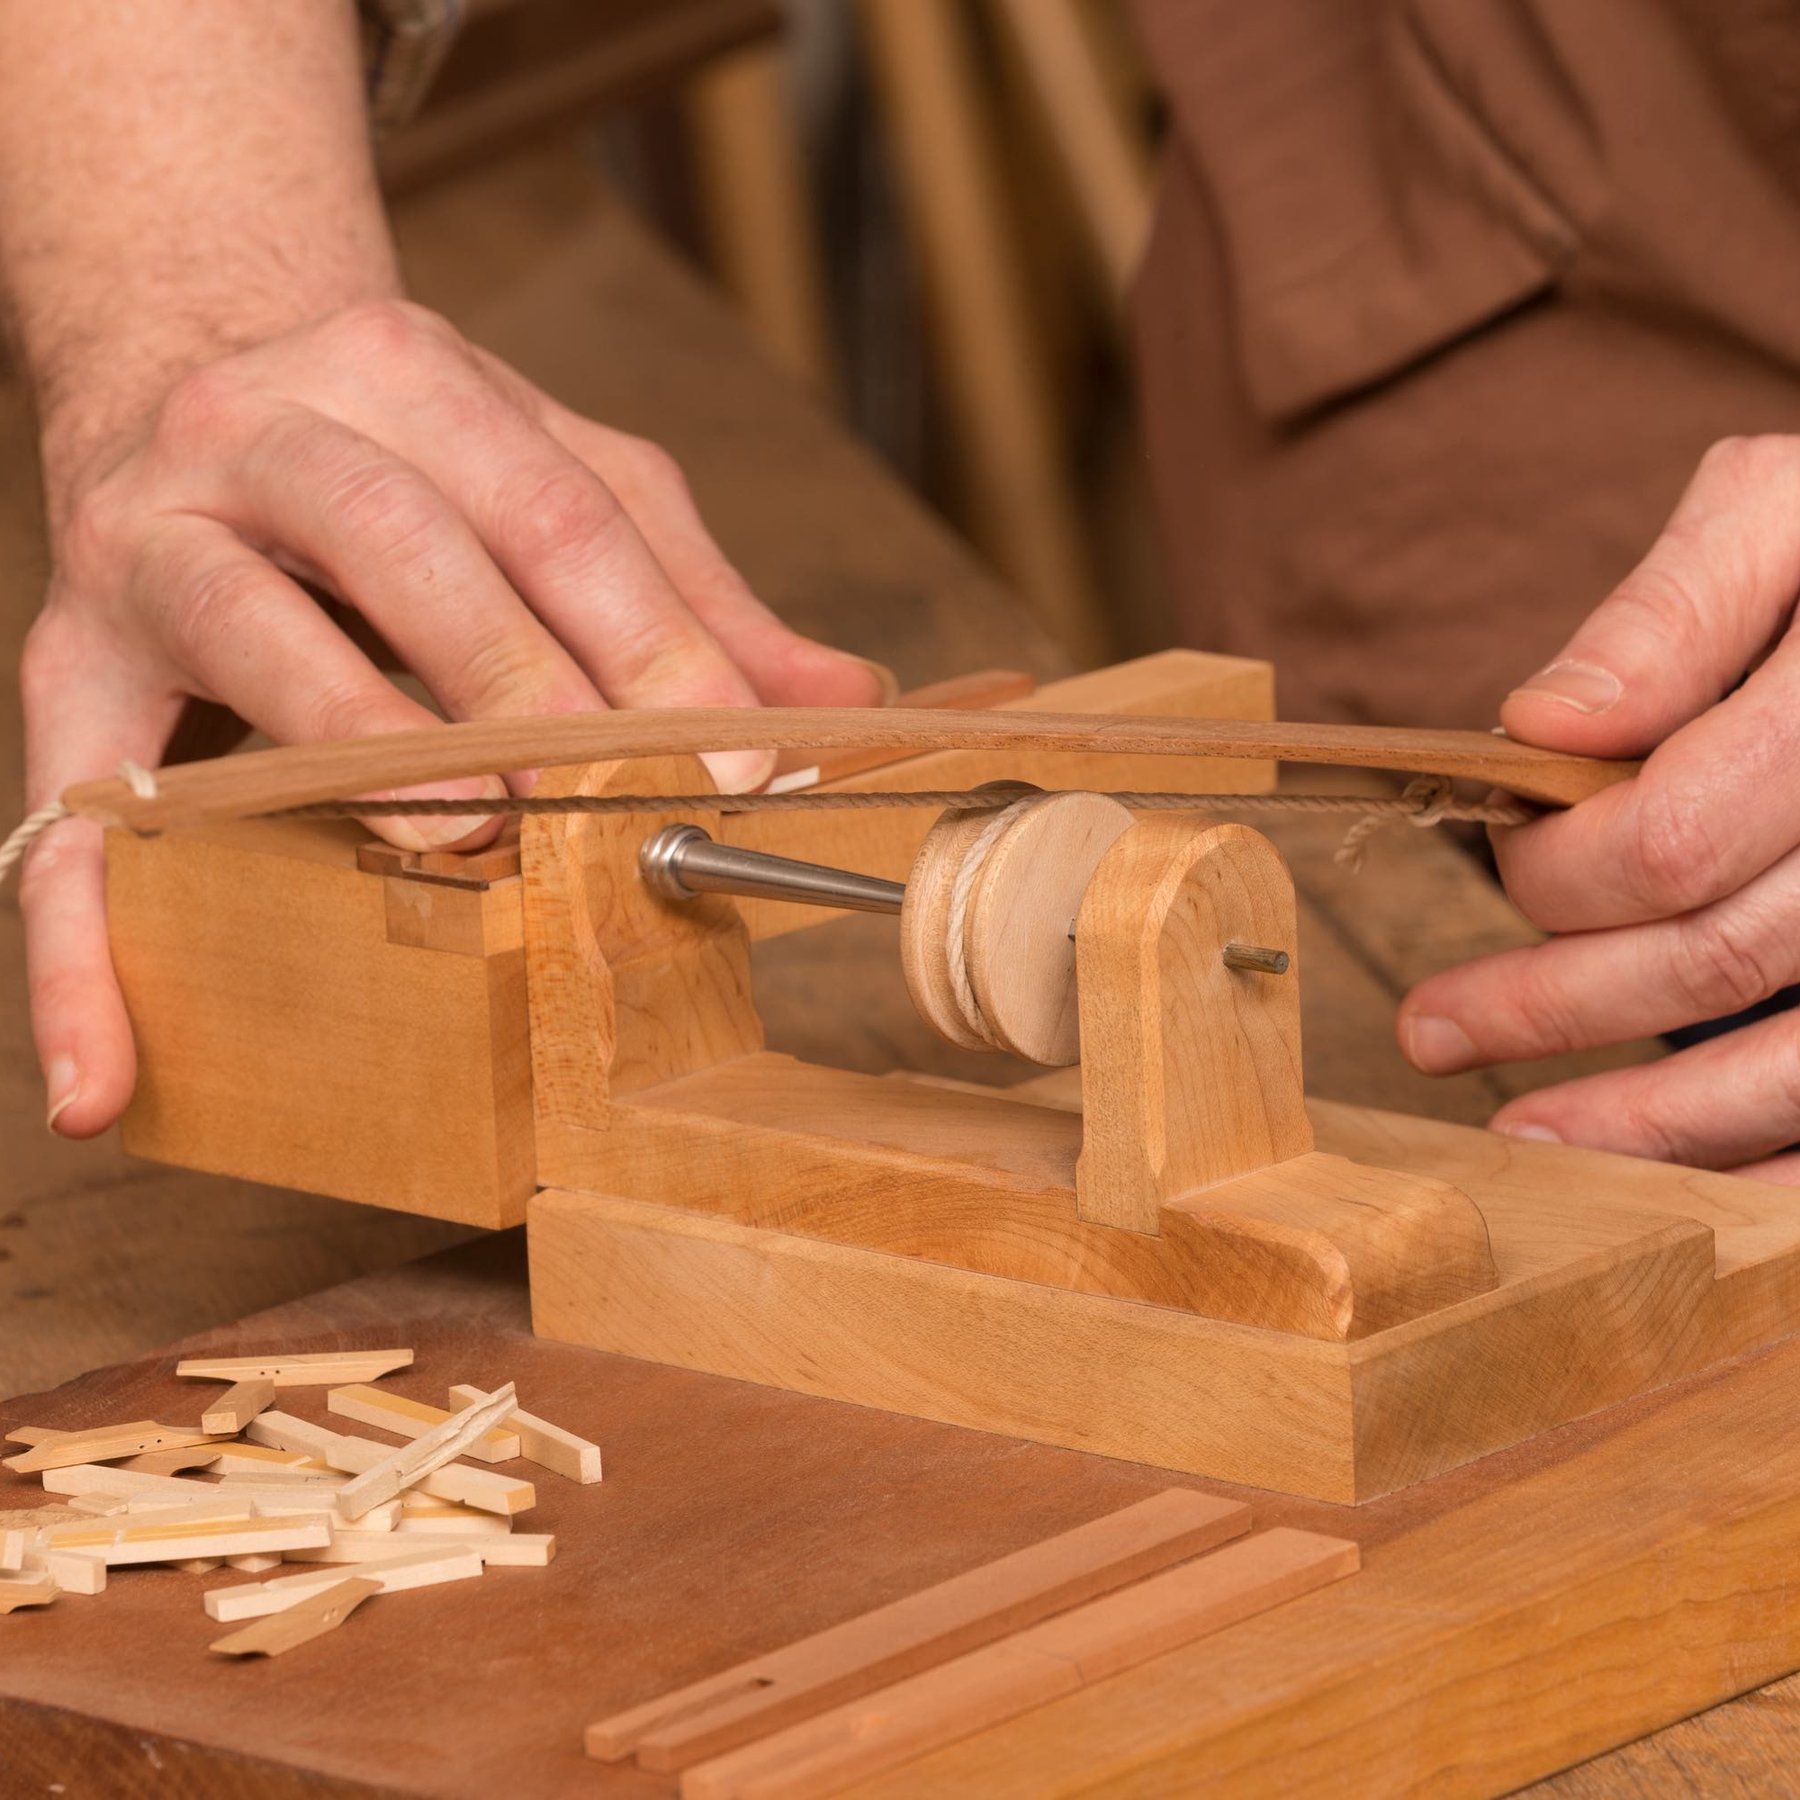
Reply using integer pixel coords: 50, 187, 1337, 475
1131, 0, 1800, 726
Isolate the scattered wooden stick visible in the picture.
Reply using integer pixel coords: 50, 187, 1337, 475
211, 1443, 324, 1475
209, 1576, 381, 1658
449, 1384, 602, 1484
591, 1489, 1249, 1769
39, 1514, 333, 1567
176, 1349, 413, 1387
333, 1385, 519, 1521
204, 1546, 484, 1622
201, 1379, 277, 1436
329, 1384, 521, 1465
286, 1531, 555, 1568
4, 1423, 227, 1475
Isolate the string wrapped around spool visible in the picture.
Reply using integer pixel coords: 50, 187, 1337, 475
900, 788, 1135, 1065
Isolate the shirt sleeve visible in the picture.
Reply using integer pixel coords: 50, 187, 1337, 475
359, 0, 467, 132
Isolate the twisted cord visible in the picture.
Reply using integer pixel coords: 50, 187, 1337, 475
941, 797, 1039, 1051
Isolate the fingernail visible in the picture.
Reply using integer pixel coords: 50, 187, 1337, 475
45, 1055, 80, 1134
852, 658, 900, 706
1402, 1014, 1479, 1074
1494, 1119, 1563, 1143
1507, 659, 1623, 716
701, 749, 777, 794
370, 778, 504, 852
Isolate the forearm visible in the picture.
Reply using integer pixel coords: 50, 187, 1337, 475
0, 0, 400, 509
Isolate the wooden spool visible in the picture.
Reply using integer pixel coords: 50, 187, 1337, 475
901, 791, 1135, 1065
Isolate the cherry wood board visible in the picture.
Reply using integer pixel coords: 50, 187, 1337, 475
8, 1237, 1800, 1798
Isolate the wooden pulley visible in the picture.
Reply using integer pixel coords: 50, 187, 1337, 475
900, 790, 1135, 1065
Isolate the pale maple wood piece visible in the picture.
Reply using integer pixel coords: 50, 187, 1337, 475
0, 1527, 26, 1569
589, 1489, 1249, 1770
448, 1385, 602, 1483
328, 1383, 521, 1464
203, 1545, 485, 1622
333, 1384, 519, 1520
55, 1497, 250, 1532
176, 1349, 415, 1386
209, 1576, 381, 1659
39, 1515, 332, 1567
680, 1528, 1359, 1800
3, 1422, 226, 1475
0, 1578, 57, 1612
287, 1531, 554, 1568
113, 1447, 223, 1476
66, 696, 1634, 830
169, 1557, 225, 1574
200, 1378, 277, 1436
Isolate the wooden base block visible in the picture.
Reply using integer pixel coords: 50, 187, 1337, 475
528, 1101, 1800, 1504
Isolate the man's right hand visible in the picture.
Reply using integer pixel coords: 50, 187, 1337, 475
21, 298, 885, 1140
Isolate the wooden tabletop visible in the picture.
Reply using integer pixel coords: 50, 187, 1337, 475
0, 136, 1786, 1795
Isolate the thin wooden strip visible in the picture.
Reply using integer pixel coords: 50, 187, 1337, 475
589, 1488, 1249, 1770
175, 1349, 413, 1386
42, 1498, 251, 1540
45, 1517, 332, 1567
448, 1384, 601, 1484
203, 1546, 484, 1622
0, 1528, 27, 1568
247, 1413, 535, 1516
333, 1385, 520, 1520
682, 1527, 1360, 1800
4, 1424, 227, 1475
209, 1576, 381, 1658
285, 1531, 554, 1567
4, 1421, 154, 1447
201, 1378, 277, 1436
113, 1448, 224, 1477
328, 1384, 521, 1464
63, 708, 1634, 829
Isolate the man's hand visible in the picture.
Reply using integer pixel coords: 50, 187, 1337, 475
0, 4, 879, 1140
1398, 436, 1800, 1182
19, 303, 883, 1141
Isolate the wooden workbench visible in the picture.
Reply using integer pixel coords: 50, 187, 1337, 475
3, 138, 1795, 1796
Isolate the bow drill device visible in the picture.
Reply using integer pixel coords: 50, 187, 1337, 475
77, 652, 1800, 1504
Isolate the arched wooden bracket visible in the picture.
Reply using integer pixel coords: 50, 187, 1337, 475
1075, 820, 1496, 1335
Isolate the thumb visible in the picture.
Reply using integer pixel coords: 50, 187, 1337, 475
1501, 436, 1800, 757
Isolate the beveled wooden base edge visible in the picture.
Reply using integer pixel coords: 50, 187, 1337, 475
526, 1185, 1360, 1501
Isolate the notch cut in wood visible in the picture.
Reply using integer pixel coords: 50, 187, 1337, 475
679, 1527, 1358, 1800
176, 1349, 414, 1386
328, 1383, 521, 1464
589, 1488, 1249, 1770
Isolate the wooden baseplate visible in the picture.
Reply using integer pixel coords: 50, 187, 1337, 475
529, 1090, 1800, 1504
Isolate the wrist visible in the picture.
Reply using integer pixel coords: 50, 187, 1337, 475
33, 264, 404, 527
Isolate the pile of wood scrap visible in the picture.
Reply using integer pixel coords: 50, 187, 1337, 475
0, 1347, 600, 1656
